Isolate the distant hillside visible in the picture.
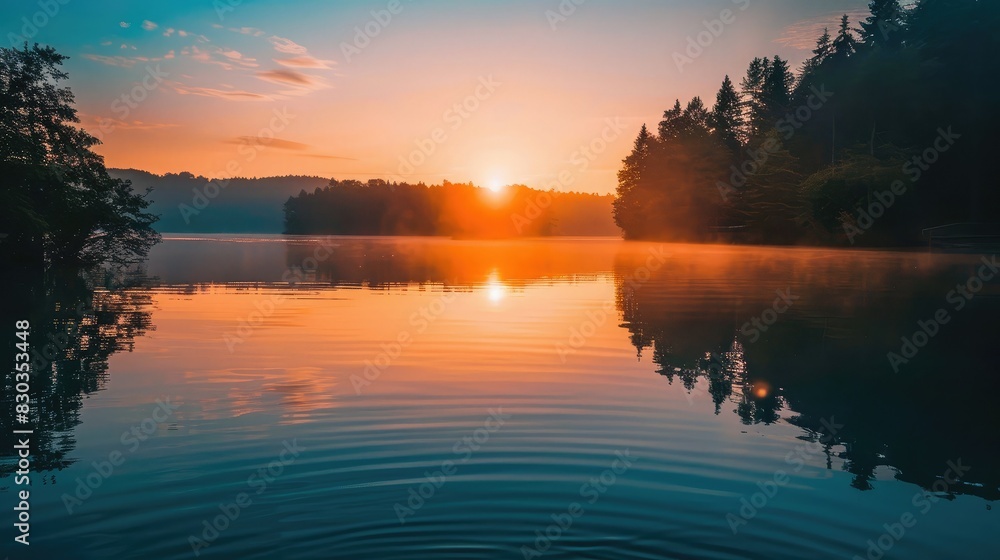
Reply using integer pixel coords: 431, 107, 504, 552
110, 169, 329, 233
112, 170, 620, 236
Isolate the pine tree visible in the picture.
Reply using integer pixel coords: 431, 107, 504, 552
831, 14, 859, 63
710, 75, 743, 151
613, 124, 655, 239
740, 57, 772, 140
657, 100, 684, 141
683, 97, 711, 135
859, 0, 904, 49
761, 56, 794, 123
813, 28, 833, 64
792, 29, 832, 104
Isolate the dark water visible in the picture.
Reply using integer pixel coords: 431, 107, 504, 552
2, 235, 998, 559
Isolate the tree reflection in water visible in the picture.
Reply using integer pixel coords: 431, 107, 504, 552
0, 267, 155, 479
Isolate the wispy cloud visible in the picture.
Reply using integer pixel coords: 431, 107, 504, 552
163, 27, 175, 37
80, 113, 179, 131
226, 137, 310, 151
142, 20, 158, 31
256, 69, 316, 87
274, 55, 335, 69
268, 36, 308, 55
230, 26, 267, 37
182, 45, 258, 70
774, 10, 870, 50
83, 54, 137, 68
170, 83, 273, 101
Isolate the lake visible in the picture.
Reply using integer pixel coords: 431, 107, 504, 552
2, 235, 998, 559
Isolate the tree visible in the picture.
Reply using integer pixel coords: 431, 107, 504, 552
657, 100, 684, 141
813, 27, 833, 63
761, 56, 794, 124
859, 0, 905, 49
710, 75, 743, 152
0, 44, 159, 266
740, 57, 772, 139
831, 14, 859, 63
613, 125, 654, 239
792, 29, 832, 105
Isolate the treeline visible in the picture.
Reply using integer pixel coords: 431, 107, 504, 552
111, 169, 329, 233
283, 179, 618, 237
615, 0, 1000, 245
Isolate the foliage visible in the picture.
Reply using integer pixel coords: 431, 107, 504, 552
0, 44, 159, 266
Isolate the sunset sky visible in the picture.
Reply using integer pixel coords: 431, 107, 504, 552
11, 0, 869, 194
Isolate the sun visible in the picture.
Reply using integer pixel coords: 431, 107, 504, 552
487, 177, 505, 193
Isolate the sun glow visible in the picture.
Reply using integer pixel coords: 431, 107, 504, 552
485, 271, 508, 303
487, 177, 505, 193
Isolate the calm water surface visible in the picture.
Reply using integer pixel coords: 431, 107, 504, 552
2, 235, 998, 559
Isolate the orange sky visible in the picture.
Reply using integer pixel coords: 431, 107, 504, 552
16, 0, 870, 194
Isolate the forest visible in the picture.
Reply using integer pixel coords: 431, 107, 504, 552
614, 0, 1000, 245
283, 179, 618, 237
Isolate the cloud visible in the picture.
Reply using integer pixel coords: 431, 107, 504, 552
225, 137, 310, 151
142, 20, 158, 31
100, 40, 112, 46
182, 45, 258, 70
119, 21, 130, 28
163, 27, 175, 37
774, 10, 870, 50
220, 49, 241, 59
274, 55, 335, 69
170, 83, 273, 101
80, 113, 179, 131
83, 54, 137, 68
131, 50, 176, 63
268, 36, 308, 55
230, 26, 267, 37
256, 69, 316, 87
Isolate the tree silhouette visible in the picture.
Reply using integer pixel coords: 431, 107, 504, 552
0, 45, 160, 266
613, 0, 1000, 245
859, 0, 904, 49
710, 76, 743, 153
